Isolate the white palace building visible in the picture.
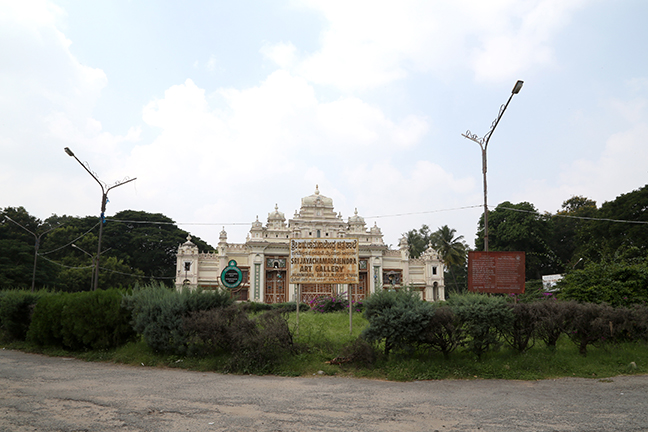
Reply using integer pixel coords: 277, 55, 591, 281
175, 186, 445, 303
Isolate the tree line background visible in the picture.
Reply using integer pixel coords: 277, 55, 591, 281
2, 184, 647, 297
405, 184, 648, 298
0, 209, 213, 291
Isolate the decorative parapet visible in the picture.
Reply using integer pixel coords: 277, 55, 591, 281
198, 251, 219, 260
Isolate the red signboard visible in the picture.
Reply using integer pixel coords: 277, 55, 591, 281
468, 251, 525, 294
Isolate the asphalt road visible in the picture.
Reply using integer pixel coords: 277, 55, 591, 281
1, 348, 647, 432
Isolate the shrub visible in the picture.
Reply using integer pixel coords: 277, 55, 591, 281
26, 293, 65, 347
0, 290, 46, 341
361, 289, 433, 356
448, 293, 513, 359
27, 289, 135, 350
566, 302, 615, 356
309, 292, 362, 313
183, 306, 296, 373
558, 259, 648, 306
421, 304, 464, 359
339, 337, 377, 368
627, 304, 648, 342
535, 300, 576, 349
271, 302, 310, 312
500, 302, 543, 353
238, 301, 273, 314
121, 283, 233, 355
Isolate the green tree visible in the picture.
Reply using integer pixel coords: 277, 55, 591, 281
430, 225, 468, 294
102, 210, 214, 284
403, 224, 432, 258
549, 196, 598, 270
557, 256, 648, 307
0, 207, 58, 289
577, 185, 648, 262
476, 201, 558, 280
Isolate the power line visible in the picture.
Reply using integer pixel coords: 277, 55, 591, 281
365, 205, 483, 219
497, 206, 648, 225
84, 204, 648, 230
39, 223, 100, 255
38, 254, 175, 280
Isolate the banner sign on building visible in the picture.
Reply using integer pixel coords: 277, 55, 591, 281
468, 251, 525, 294
289, 239, 359, 284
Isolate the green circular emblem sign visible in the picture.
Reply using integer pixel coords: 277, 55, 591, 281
221, 260, 243, 288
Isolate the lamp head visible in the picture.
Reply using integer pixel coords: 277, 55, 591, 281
64, 147, 75, 157
512, 80, 524, 94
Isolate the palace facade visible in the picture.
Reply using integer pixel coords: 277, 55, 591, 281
175, 186, 445, 303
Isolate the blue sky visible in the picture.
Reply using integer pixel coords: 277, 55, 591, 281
2, 0, 647, 249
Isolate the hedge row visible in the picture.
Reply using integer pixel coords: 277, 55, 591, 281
0, 290, 46, 341
25, 289, 135, 350
0, 289, 134, 350
361, 290, 648, 358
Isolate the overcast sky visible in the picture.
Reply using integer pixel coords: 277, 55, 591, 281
2, 0, 647, 250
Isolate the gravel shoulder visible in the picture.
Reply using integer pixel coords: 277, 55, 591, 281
1, 348, 647, 431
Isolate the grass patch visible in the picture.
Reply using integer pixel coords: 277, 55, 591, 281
3, 310, 647, 381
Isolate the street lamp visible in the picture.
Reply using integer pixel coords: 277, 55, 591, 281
64, 147, 136, 290
462, 80, 524, 252
3, 216, 59, 292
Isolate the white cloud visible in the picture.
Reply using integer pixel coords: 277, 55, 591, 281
261, 41, 298, 69
0, 0, 141, 218
518, 96, 648, 213
120, 70, 442, 244
268, 0, 587, 91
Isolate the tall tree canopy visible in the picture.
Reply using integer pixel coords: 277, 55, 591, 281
549, 196, 598, 270
430, 225, 468, 294
476, 201, 559, 279
0, 207, 58, 288
103, 210, 214, 281
404, 224, 468, 295
403, 224, 432, 259
1, 207, 214, 290
577, 185, 648, 262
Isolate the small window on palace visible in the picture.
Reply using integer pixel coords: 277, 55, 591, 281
325, 232, 329, 236
317, 230, 321, 238
184, 262, 191, 271
432, 266, 437, 275
309, 232, 312, 236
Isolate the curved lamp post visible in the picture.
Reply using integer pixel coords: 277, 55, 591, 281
3, 216, 59, 292
462, 80, 523, 252
64, 147, 136, 290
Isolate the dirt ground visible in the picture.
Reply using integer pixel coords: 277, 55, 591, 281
1, 348, 647, 431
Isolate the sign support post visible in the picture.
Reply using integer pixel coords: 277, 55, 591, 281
348, 284, 353, 335
296, 284, 300, 338
289, 238, 359, 337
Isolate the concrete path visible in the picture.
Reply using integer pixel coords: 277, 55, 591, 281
1, 348, 647, 431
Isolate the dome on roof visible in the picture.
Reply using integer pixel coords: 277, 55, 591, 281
301, 185, 333, 208
268, 204, 285, 221
348, 208, 365, 225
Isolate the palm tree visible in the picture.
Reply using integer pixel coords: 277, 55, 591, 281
430, 225, 468, 294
